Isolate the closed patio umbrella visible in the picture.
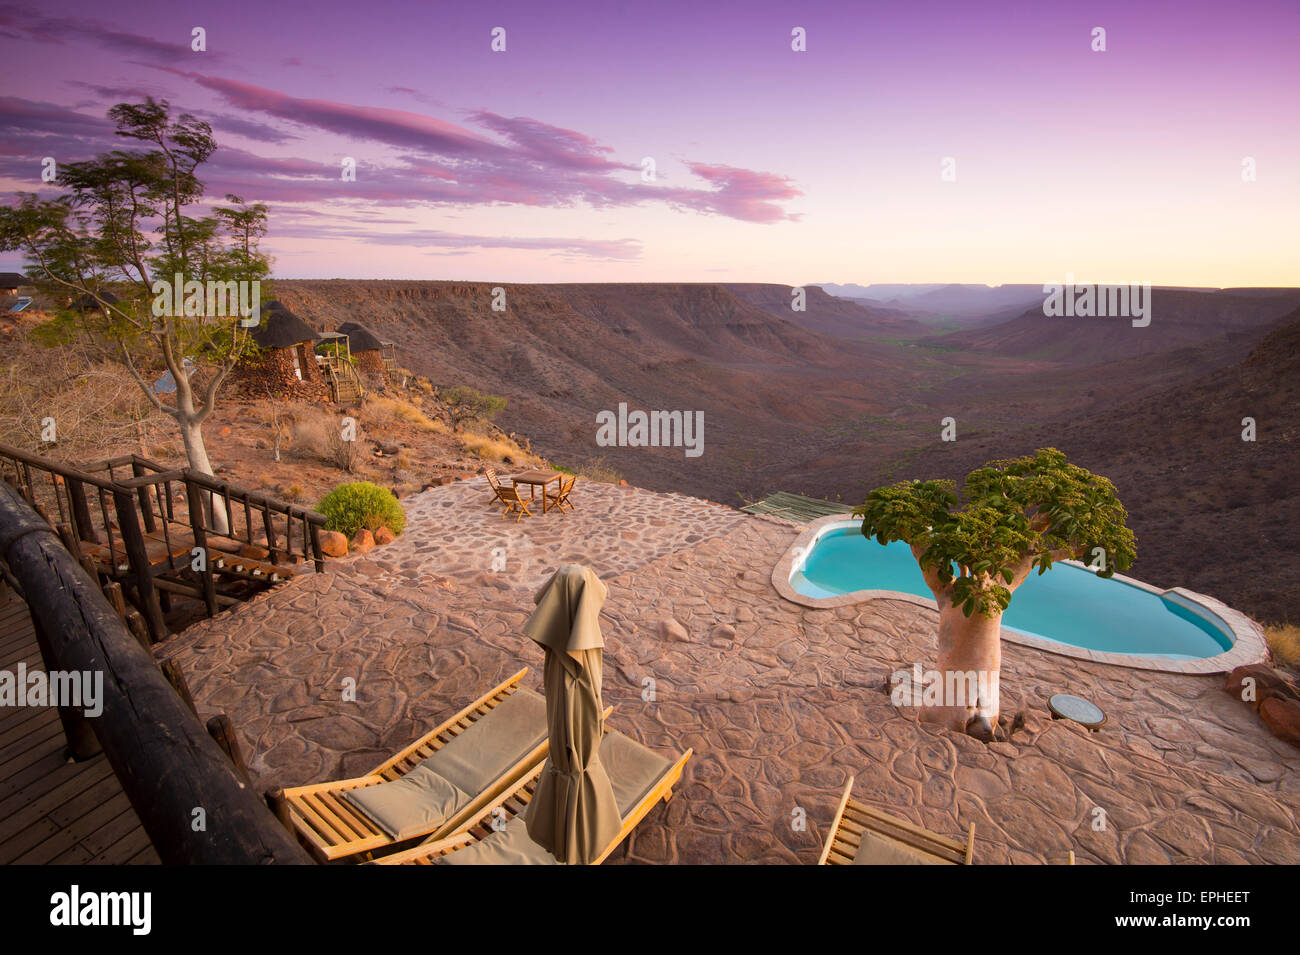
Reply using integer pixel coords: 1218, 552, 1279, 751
522, 564, 621, 864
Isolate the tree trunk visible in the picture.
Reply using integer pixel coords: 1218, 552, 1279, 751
177, 416, 229, 534
926, 604, 1003, 733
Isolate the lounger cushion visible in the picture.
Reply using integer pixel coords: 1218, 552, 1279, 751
436, 816, 559, 866
599, 729, 673, 820
342, 688, 547, 840
419, 688, 547, 795
343, 767, 472, 842
851, 829, 952, 865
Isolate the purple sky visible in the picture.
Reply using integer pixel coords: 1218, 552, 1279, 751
1, 0, 1297, 284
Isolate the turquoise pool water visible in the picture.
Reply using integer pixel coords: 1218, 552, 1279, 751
791, 525, 1233, 660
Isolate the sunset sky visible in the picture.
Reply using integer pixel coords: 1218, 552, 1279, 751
1, 0, 1296, 286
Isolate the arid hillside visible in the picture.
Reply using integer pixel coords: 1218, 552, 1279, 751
830, 308, 1300, 624
932, 288, 1300, 364
273, 280, 931, 499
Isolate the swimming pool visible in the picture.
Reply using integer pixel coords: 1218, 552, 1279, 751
787, 523, 1236, 661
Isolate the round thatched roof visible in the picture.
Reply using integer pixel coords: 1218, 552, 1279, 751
336, 321, 383, 352
251, 301, 320, 348
73, 291, 120, 310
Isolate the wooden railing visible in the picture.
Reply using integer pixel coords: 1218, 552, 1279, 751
0, 442, 326, 641
0, 480, 312, 864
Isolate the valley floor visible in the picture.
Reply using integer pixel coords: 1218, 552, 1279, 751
158, 480, 1300, 864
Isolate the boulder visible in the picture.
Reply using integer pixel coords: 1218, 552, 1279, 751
659, 618, 689, 643
318, 530, 348, 558
350, 529, 375, 554
1259, 697, 1300, 747
1224, 664, 1300, 709
374, 526, 395, 546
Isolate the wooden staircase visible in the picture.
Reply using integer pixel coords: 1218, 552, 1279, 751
326, 361, 364, 404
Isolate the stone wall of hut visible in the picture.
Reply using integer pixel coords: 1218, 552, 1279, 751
231, 346, 330, 401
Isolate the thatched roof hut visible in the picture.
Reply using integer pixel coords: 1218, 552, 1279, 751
337, 321, 387, 378
336, 321, 383, 354
251, 301, 319, 350
234, 300, 327, 395
72, 291, 120, 311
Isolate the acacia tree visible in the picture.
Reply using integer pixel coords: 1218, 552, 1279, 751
854, 448, 1136, 737
0, 98, 270, 486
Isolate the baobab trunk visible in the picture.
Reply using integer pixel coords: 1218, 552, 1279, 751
178, 417, 230, 534
927, 604, 1002, 733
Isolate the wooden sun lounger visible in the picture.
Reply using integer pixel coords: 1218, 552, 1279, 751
818, 776, 975, 865
372, 735, 692, 865
271, 669, 549, 863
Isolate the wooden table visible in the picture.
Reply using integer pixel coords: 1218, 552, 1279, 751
511, 469, 563, 513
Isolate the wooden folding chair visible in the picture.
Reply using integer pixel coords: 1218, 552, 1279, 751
544, 476, 576, 514
494, 485, 533, 521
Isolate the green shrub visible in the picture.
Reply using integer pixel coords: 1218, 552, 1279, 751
318, 481, 405, 538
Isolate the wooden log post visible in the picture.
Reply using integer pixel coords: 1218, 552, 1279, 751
28, 609, 102, 761
206, 713, 252, 785
130, 460, 158, 533
122, 610, 151, 652
159, 658, 197, 716
112, 489, 167, 643
66, 477, 99, 544
185, 479, 218, 618
0, 481, 312, 865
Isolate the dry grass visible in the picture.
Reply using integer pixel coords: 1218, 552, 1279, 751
0, 337, 172, 464
1265, 623, 1300, 671
461, 432, 538, 466
364, 395, 447, 434
574, 456, 622, 485
294, 410, 362, 472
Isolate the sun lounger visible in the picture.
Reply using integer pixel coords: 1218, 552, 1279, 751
818, 776, 975, 865
372, 728, 692, 865
272, 669, 550, 862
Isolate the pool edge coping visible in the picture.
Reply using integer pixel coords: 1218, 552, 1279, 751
770, 513, 1268, 675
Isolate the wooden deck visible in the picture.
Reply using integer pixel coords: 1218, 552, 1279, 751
0, 589, 158, 865
741, 491, 849, 523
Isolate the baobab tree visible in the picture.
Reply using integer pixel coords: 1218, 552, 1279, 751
854, 447, 1137, 737
0, 98, 271, 496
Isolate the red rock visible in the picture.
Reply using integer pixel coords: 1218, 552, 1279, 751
350, 529, 375, 554
219, 426, 231, 435
619, 479, 629, 486
319, 530, 348, 557
1259, 697, 1300, 747
373, 526, 395, 546
1225, 664, 1300, 709
660, 619, 689, 643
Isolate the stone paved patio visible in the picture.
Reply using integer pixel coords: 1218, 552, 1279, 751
159, 478, 1300, 864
